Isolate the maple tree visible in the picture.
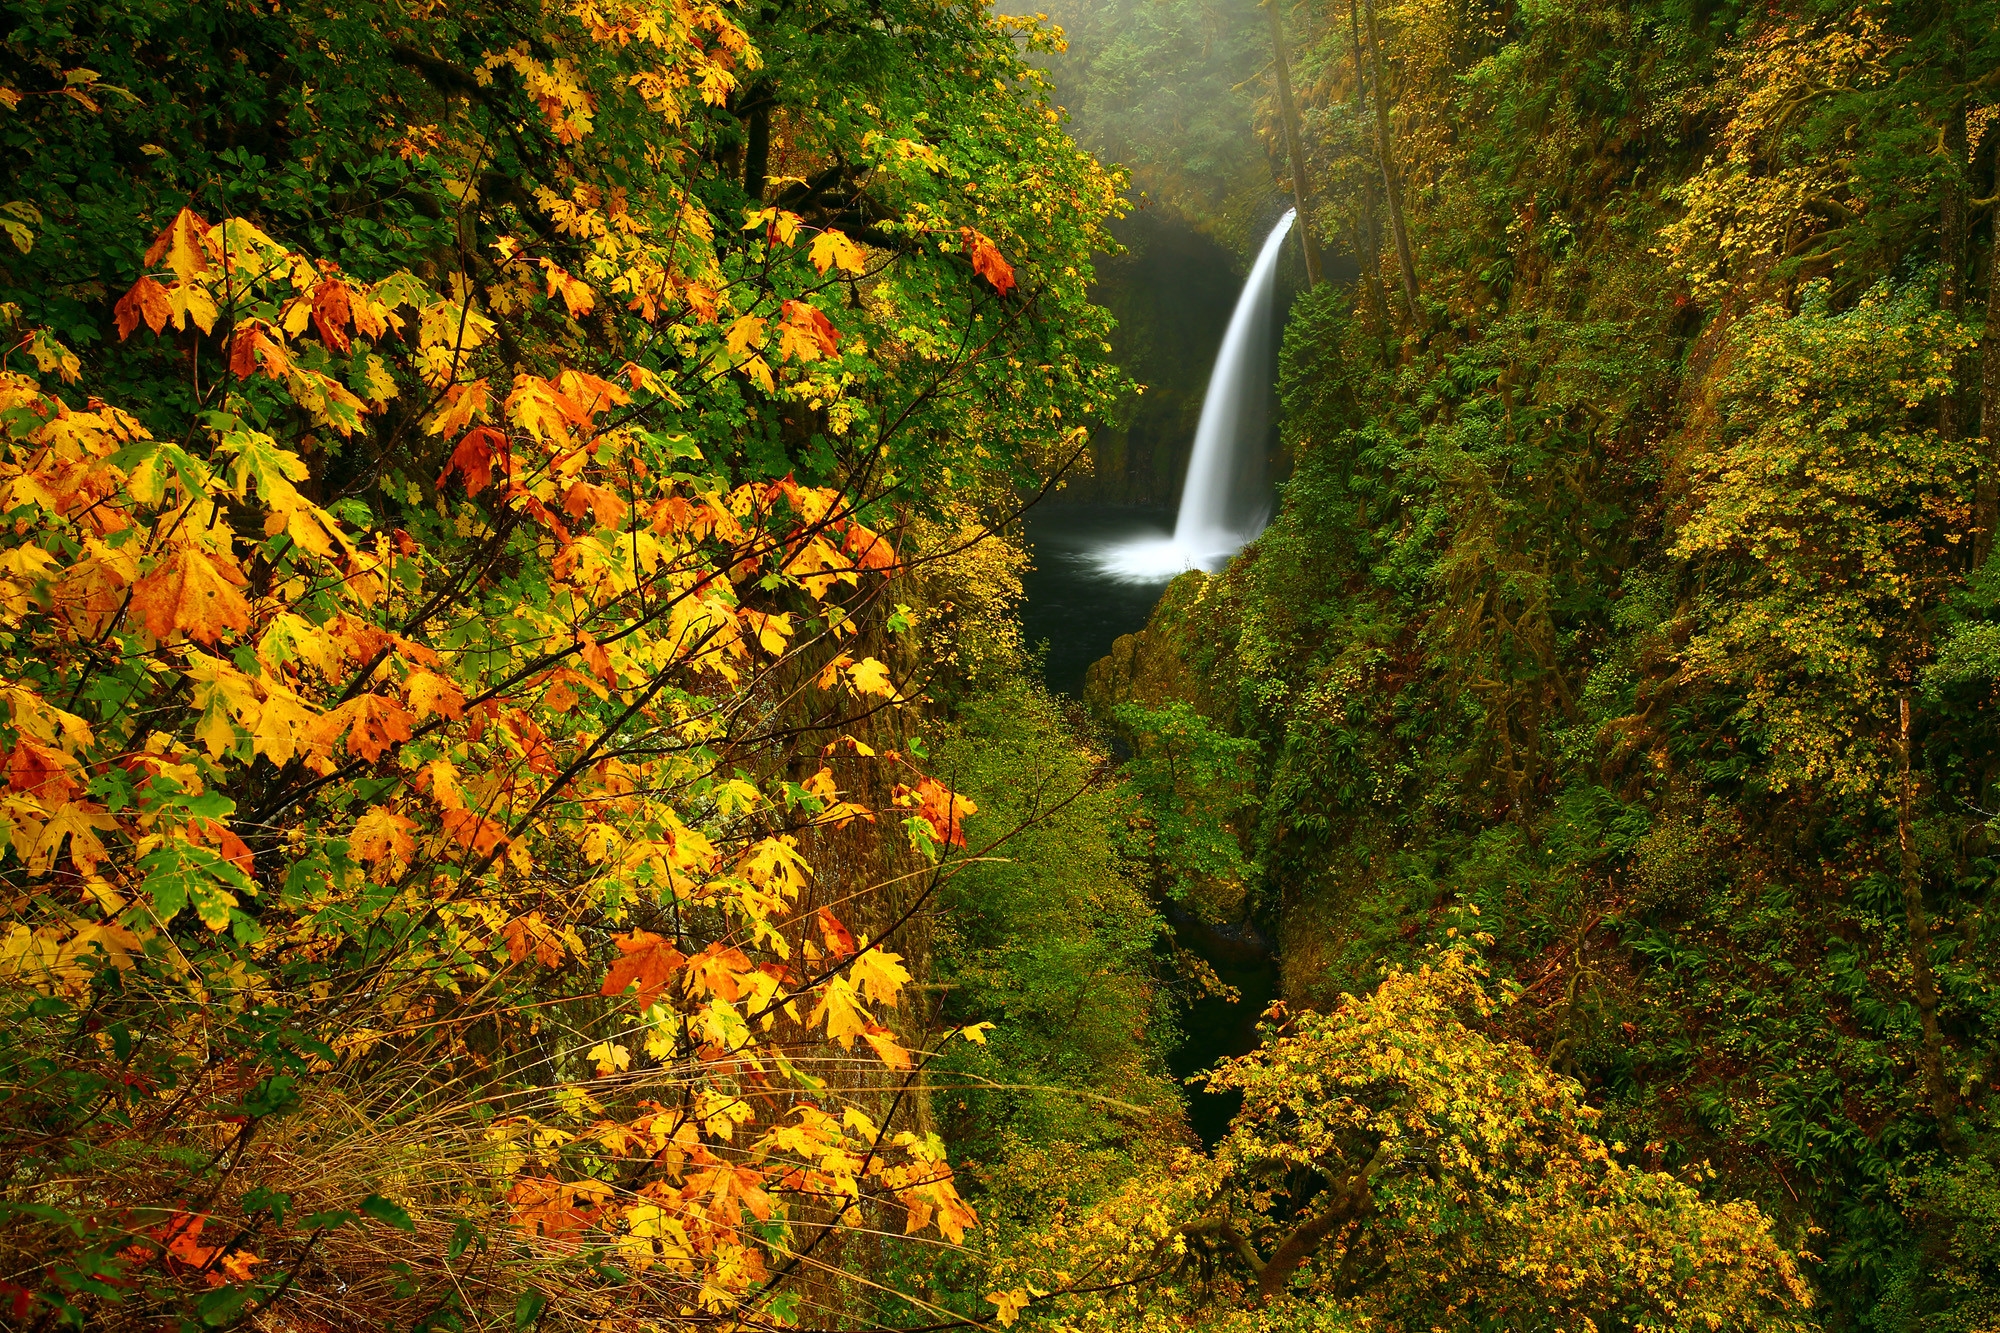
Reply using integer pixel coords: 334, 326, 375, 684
0, 0, 1125, 1325
976, 949, 1812, 1332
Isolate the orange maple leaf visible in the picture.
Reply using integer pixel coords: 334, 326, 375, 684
501, 709, 559, 776
440, 808, 508, 860
817, 906, 857, 959
349, 805, 417, 870
334, 694, 415, 763
154, 1211, 212, 1262
504, 912, 569, 968
777, 299, 839, 362
311, 277, 353, 353
685, 943, 756, 1002
901, 778, 976, 848
561, 480, 629, 530
229, 324, 290, 382
861, 1024, 912, 1069
8, 738, 79, 802
214, 1248, 263, 1283
579, 634, 615, 685
842, 522, 897, 571
189, 816, 253, 875
683, 282, 719, 322
438, 426, 507, 497
153, 1210, 261, 1283
507, 1176, 600, 1239
959, 227, 1016, 297
114, 276, 173, 340
600, 930, 688, 1009
131, 545, 251, 646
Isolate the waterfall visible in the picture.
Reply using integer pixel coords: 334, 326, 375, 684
1093, 208, 1295, 583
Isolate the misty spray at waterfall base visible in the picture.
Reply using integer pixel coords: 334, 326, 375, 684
1090, 208, 1294, 583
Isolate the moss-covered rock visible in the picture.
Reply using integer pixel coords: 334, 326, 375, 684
1082, 568, 1246, 724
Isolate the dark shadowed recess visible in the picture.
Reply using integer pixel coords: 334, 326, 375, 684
1066, 207, 1243, 507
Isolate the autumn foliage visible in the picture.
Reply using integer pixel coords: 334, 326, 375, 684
0, 0, 1123, 1325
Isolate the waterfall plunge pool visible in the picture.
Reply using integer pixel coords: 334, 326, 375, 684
1020, 504, 1181, 698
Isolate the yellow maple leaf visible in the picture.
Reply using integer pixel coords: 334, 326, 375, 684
743, 610, 792, 654
250, 688, 315, 766
725, 314, 766, 357
809, 229, 867, 275
811, 975, 870, 1049
738, 835, 811, 894
33, 802, 118, 877
167, 280, 218, 334
588, 1041, 631, 1075
506, 374, 577, 445
847, 657, 900, 699
849, 947, 910, 1006
350, 806, 416, 873
986, 1289, 1030, 1327
143, 207, 210, 283
426, 379, 491, 437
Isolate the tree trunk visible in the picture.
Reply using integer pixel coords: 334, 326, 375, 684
743, 96, 772, 203
1348, 0, 1391, 347
1900, 693, 1960, 1145
1268, 0, 1324, 287
1943, 103, 1969, 319
1976, 138, 1999, 565
1941, 18, 1968, 435
1362, 0, 1420, 325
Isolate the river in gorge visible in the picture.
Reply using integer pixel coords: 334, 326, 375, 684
1015, 208, 1297, 1141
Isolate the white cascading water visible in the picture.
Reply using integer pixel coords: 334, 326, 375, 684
1093, 208, 1295, 583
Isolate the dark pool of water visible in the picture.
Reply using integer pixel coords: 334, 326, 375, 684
1019, 504, 1179, 697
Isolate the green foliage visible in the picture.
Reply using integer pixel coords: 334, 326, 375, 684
1111, 701, 1261, 916
1073, 0, 2000, 1321
1031, 0, 1271, 237
896, 677, 1182, 1319
935, 682, 1177, 1168
1674, 278, 1978, 798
